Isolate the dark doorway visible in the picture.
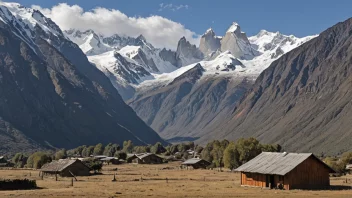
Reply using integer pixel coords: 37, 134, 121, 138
266, 175, 275, 188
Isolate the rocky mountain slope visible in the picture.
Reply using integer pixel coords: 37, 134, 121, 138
128, 23, 315, 142
129, 52, 251, 141
199, 28, 221, 58
0, 2, 166, 154
199, 18, 352, 155
66, 29, 205, 100
220, 22, 256, 60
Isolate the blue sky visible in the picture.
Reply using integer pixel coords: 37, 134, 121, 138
12, 0, 352, 37
9, 0, 352, 49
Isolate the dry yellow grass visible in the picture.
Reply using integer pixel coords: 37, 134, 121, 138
0, 162, 351, 197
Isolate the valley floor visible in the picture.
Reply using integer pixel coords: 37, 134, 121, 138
0, 162, 351, 197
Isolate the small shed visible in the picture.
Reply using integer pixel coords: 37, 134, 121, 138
0, 156, 9, 167
346, 164, 352, 173
235, 152, 335, 190
92, 155, 108, 159
182, 158, 210, 169
127, 153, 164, 164
100, 157, 120, 165
41, 159, 91, 177
126, 154, 138, 163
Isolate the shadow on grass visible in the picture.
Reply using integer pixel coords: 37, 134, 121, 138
0, 186, 44, 191
296, 185, 352, 191
328, 185, 352, 190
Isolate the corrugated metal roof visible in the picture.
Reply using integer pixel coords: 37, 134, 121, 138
182, 158, 201, 165
182, 158, 210, 165
100, 157, 118, 161
235, 152, 327, 175
41, 159, 86, 172
137, 153, 156, 159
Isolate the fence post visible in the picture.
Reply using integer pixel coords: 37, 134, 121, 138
71, 178, 73, 186
166, 177, 168, 183
55, 172, 58, 181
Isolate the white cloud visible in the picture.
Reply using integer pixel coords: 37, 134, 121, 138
158, 3, 189, 12
32, 3, 199, 50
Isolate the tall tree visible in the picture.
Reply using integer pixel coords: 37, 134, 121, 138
235, 138, 262, 165
93, 143, 104, 156
55, 149, 67, 160
82, 146, 95, 157
151, 142, 166, 154
26, 152, 51, 169
223, 142, 240, 170
74, 145, 86, 156
122, 140, 134, 153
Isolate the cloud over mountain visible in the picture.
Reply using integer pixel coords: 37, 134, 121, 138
158, 3, 189, 12
32, 3, 199, 50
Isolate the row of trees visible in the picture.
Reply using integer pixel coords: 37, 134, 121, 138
324, 152, 352, 173
10, 138, 279, 170
68, 141, 196, 158
200, 138, 282, 169
10, 138, 352, 173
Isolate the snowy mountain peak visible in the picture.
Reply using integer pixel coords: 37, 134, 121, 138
257, 29, 270, 37
200, 28, 221, 58
136, 34, 146, 41
0, 2, 64, 38
249, 30, 317, 54
179, 36, 187, 42
226, 22, 240, 33
204, 28, 215, 36
176, 36, 204, 66
221, 22, 256, 59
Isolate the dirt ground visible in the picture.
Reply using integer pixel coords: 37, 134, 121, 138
0, 162, 351, 197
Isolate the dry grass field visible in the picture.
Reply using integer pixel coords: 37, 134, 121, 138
0, 162, 351, 197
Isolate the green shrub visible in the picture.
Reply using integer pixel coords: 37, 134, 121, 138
26, 152, 51, 169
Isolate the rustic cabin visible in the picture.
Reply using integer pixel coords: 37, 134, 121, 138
92, 155, 108, 160
346, 164, 352, 173
41, 159, 91, 177
182, 158, 211, 169
100, 157, 120, 165
0, 156, 9, 167
235, 152, 335, 190
126, 154, 138, 163
127, 153, 164, 164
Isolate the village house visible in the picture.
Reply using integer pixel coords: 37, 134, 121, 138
0, 156, 9, 167
100, 157, 120, 165
235, 152, 335, 190
127, 153, 164, 164
182, 158, 211, 169
41, 159, 91, 177
346, 163, 352, 173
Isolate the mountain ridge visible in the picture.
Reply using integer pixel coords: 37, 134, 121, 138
0, 2, 166, 154
197, 18, 352, 155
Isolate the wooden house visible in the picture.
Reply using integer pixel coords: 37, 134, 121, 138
41, 159, 91, 177
100, 157, 120, 165
127, 153, 164, 164
0, 156, 9, 167
182, 158, 210, 169
235, 152, 335, 190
